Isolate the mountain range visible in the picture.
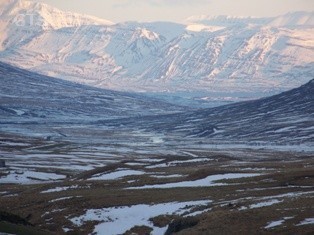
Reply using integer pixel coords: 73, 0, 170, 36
0, 0, 313, 96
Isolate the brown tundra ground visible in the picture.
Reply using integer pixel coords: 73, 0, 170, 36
0, 136, 313, 235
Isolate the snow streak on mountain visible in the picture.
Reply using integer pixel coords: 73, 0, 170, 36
0, 0, 313, 94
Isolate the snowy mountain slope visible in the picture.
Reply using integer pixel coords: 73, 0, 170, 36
0, 1, 313, 94
104, 79, 314, 145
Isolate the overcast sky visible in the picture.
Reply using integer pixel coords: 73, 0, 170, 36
34, 0, 314, 23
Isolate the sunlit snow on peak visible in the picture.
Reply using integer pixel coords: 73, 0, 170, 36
186, 24, 225, 32
134, 28, 160, 41
2, 0, 114, 30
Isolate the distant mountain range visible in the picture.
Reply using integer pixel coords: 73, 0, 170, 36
0, 0, 313, 95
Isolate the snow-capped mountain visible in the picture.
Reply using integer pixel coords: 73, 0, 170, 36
0, 0, 313, 95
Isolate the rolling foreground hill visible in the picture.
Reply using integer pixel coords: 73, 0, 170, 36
0, 0, 313, 95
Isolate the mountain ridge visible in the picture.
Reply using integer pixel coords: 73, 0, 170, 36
186, 11, 314, 27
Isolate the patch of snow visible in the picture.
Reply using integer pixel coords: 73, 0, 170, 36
181, 151, 199, 158
239, 167, 272, 171
240, 199, 283, 210
265, 219, 285, 229
146, 158, 213, 168
42, 208, 66, 217
125, 162, 148, 166
296, 218, 314, 226
137, 158, 164, 163
257, 191, 314, 201
41, 185, 85, 193
185, 208, 212, 217
63, 227, 73, 232
0, 170, 66, 184
127, 173, 260, 189
177, 158, 213, 164
237, 191, 314, 211
89, 169, 145, 181
151, 174, 184, 179
70, 199, 212, 235
265, 217, 294, 229
213, 128, 225, 134
127, 180, 137, 184
49, 196, 80, 203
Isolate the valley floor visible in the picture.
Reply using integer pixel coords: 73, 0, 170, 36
0, 135, 313, 235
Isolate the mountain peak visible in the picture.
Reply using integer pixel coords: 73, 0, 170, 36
134, 28, 160, 41
0, 0, 114, 30
269, 11, 314, 27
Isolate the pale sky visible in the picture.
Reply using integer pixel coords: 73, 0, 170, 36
34, 0, 314, 23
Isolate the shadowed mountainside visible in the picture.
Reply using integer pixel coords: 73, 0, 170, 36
103, 79, 314, 145
0, 61, 313, 146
